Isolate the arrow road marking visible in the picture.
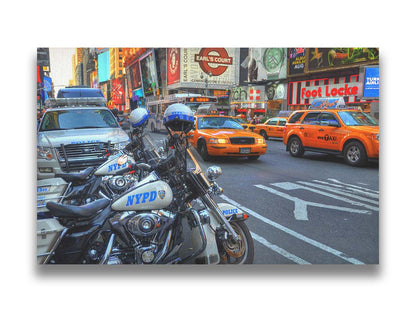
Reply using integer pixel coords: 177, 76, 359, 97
312, 180, 379, 199
255, 184, 372, 220
220, 194, 365, 265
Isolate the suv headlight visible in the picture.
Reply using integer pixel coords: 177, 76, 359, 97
208, 138, 229, 144
37, 146, 54, 160
256, 138, 265, 144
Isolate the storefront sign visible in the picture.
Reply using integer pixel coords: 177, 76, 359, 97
301, 82, 360, 99
289, 75, 363, 106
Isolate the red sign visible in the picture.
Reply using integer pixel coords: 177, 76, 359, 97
195, 48, 233, 76
111, 78, 125, 106
167, 48, 180, 85
249, 89, 260, 100
301, 84, 359, 99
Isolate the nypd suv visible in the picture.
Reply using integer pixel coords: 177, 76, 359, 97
37, 97, 130, 180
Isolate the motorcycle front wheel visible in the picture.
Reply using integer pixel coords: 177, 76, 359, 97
218, 221, 254, 264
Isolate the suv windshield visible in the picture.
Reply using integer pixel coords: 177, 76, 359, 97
198, 117, 243, 130
338, 111, 379, 126
39, 109, 119, 131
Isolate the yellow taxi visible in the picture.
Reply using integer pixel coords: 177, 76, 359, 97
253, 117, 288, 140
232, 116, 256, 131
187, 114, 267, 161
282, 98, 379, 166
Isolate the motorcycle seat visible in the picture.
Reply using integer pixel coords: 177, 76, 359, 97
56, 167, 95, 182
46, 198, 110, 218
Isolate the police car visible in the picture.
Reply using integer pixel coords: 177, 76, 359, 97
37, 97, 130, 179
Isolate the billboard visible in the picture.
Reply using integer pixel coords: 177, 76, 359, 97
246, 48, 287, 82
126, 59, 142, 90
167, 48, 180, 85
362, 66, 379, 98
308, 48, 379, 72
98, 50, 110, 83
111, 78, 125, 106
288, 48, 306, 76
178, 48, 239, 89
139, 49, 159, 96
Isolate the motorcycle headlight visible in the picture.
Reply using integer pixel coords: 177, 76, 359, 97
37, 146, 54, 160
208, 138, 229, 144
115, 141, 130, 150
256, 138, 265, 144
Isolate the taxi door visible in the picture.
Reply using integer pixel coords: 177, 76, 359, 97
299, 112, 321, 147
187, 118, 198, 147
315, 112, 343, 150
265, 119, 278, 137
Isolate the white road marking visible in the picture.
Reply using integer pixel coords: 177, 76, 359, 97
271, 181, 378, 211
312, 180, 379, 199
219, 194, 365, 265
255, 184, 372, 220
328, 178, 379, 193
250, 232, 311, 264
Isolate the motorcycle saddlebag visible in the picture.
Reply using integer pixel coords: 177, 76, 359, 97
37, 218, 65, 264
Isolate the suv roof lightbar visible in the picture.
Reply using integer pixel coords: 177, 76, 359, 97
45, 97, 107, 108
309, 97, 346, 110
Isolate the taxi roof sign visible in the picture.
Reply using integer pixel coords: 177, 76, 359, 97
309, 97, 346, 109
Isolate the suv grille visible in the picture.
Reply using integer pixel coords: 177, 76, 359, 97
229, 137, 255, 145
55, 142, 114, 171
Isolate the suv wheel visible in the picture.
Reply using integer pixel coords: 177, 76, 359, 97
344, 141, 367, 166
288, 136, 304, 157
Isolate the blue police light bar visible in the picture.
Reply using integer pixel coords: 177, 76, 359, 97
309, 97, 346, 109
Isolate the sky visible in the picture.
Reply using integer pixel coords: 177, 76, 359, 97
49, 48, 75, 95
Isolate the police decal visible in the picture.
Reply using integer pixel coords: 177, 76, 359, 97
126, 191, 157, 206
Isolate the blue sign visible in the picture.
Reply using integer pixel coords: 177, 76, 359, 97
363, 67, 379, 98
98, 51, 110, 83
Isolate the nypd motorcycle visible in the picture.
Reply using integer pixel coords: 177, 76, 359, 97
38, 104, 254, 264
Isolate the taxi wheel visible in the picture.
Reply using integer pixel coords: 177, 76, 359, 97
198, 140, 211, 161
260, 130, 268, 140
344, 141, 367, 166
288, 136, 304, 157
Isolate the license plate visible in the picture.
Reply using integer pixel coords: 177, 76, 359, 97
240, 148, 251, 154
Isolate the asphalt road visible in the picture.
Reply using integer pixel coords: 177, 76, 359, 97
147, 131, 379, 264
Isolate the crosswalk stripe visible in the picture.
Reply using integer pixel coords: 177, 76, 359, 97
250, 232, 311, 264
327, 178, 379, 194
312, 180, 379, 199
220, 194, 365, 264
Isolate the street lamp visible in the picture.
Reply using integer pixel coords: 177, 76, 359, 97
200, 71, 212, 96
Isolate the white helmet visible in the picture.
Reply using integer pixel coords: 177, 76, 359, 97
130, 108, 149, 128
163, 103, 194, 132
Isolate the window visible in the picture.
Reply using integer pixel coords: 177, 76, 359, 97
319, 113, 339, 126
267, 119, 277, 126
278, 119, 287, 126
288, 112, 304, 124
301, 112, 320, 125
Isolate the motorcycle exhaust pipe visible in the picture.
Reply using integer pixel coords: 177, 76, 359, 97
99, 233, 115, 264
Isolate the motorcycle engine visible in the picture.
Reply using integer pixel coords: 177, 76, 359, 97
127, 213, 162, 237
107, 175, 134, 194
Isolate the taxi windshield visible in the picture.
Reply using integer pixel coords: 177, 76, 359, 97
198, 117, 243, 130
338, 111, 379, 126
234, 118, 248, 124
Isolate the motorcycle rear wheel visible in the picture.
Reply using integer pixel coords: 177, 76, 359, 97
219, 221, 254, 264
